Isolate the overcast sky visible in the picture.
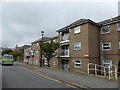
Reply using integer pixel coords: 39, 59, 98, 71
1, 1, 119, 48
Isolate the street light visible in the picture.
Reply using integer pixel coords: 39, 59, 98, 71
40, 31, 44, 67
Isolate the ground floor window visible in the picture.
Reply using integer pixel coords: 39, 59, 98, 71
103, 60, 112, 68
102, 42, 111, 50
74, 60, 81, 68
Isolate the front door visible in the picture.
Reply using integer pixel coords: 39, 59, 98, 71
61, 60, 69, 70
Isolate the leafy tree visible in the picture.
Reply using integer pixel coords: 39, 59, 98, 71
9, 51, 23, 61
2, 49, 13, 56
40, 40, 60, 67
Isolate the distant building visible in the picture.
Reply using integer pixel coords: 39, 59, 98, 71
24, 36, 58, 66
15, 45, 31, 61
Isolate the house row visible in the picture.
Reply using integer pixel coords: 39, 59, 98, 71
24, 16, 120, 74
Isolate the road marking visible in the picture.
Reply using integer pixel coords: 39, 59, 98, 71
17, 66, 79, 89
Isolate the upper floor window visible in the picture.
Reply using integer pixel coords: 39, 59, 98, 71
74, 26, 80, 34
74, 60, 81, 68
101, 26, 110, 34
37, 43, 39, 46
103, 60, 112, 68
74, 42, 81, 50
102, 42, 111, 50
117, 23, 120, 31
53, 39, 56, 42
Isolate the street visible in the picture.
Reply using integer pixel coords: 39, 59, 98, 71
1, 62, 119, 89
2, 64, 70, 88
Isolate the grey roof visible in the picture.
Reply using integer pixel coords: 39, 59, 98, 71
98, 16, 120, 26
31, 36, 57, 44
57, 16, 120, 32
57, 19, 99, 32
22, 45, 31, 49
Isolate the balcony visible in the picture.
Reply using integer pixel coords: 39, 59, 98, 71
60, 33, 70, 43
25, 53, 30, 56
60, 49, 70, 57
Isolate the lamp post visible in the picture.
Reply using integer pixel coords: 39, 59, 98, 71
40, 31, 44, 67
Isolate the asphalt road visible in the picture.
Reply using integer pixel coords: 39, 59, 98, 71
2, 65, 70, 88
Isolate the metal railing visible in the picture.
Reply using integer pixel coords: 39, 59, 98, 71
88, 63, 120, 79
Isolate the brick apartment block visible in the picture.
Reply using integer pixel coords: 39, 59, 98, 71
24, 16, 120, 73
24, 36, 58, 67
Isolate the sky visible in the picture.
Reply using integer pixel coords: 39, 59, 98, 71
0, 1, 119, 48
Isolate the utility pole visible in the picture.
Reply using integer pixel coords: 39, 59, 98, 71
40, 31, 44, 67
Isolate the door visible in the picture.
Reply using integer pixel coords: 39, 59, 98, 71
64, 60, 69, 70
61, 60, 69, 70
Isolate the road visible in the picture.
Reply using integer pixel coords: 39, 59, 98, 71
2, 65, 70, 88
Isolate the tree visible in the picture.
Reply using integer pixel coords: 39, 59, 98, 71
40, 40, 60, 67
9, 51, 23, 61
2, 49, 13, 56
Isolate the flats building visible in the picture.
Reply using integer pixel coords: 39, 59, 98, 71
24, 16, 120, 74
24, 36, 58, 66
56, 16, 120, 73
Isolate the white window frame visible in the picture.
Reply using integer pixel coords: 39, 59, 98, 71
117, 23, 120, 31
36, 50, 39, 54
74, 60, 81, 68
74, 42, 81, 50
103, 60, 112, 68
101, 26, 110, 34
37, 43, 39, 46
102, 42, 111, 50
53, 39, 56, 42
74, 26, 81, 34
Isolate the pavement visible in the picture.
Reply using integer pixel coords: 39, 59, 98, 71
2, 65, 71, 88
17, 62, 119, 89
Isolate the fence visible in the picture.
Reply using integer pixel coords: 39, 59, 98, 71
88, 63, 120, 79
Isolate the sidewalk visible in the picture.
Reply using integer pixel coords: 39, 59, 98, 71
18, 63, 119, 88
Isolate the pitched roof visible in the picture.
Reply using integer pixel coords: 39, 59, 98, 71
31, 37, 55, 44
57, 19, 99, 32
22, 45, 31, 49
98, 16, 120, 26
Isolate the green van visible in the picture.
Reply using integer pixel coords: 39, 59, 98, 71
2, 54, 14, 65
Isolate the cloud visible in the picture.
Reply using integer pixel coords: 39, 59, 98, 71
1, 2, 118, 48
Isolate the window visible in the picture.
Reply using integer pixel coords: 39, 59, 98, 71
53, 39, 56, 42
103, 60, 112, 68
36, 51, 39, 54
74, 26, 80, 34
117, 23, 120, 31
102, 42, 111, 50
37, 43, 39, 46
4, 56, 13, 59
74, 42, 81, 50
101, 26, 110, 34
74, 60, 81, 68
118, 41, 120, 50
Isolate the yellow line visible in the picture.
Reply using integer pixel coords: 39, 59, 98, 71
17, 66, 77, 88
